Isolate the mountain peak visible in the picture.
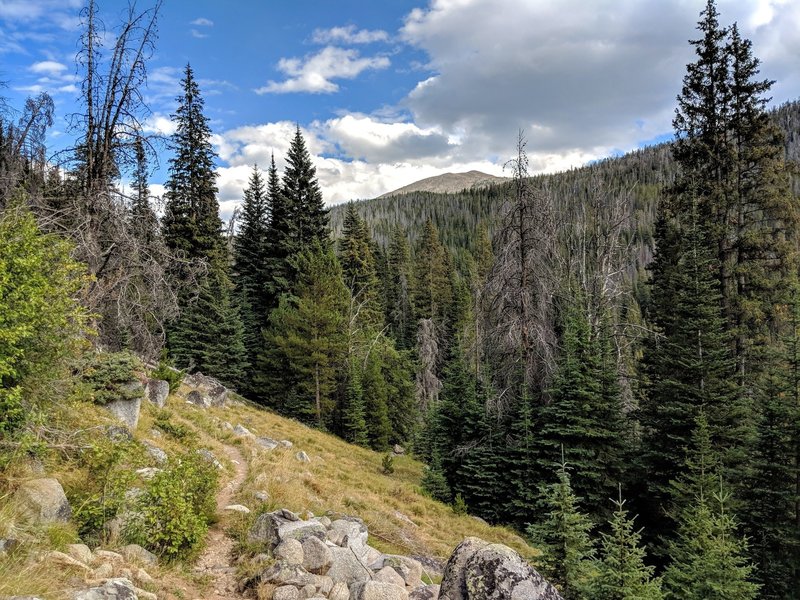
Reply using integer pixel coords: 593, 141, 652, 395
377, 170, 508, 198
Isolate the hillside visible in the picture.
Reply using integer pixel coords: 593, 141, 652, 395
377, 170, 508, 199
0, 367, 536, 599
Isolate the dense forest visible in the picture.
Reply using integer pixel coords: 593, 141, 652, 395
3, 0, 800, 598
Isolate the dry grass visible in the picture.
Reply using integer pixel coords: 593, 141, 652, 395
175, 393, 538, 564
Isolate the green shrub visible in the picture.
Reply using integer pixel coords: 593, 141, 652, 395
421, 454, 451, 503
78, 351, 142, 406
452, 493, 468, 515
154, 409, 196, 442
381, 453, 395, 475
151, 350, 183, 393
125, 450, 218, 561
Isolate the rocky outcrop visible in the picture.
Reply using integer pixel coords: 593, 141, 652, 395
183, 372, 229, 406
144, 379, 169, 408
439, 537, 563, 600
105, 381, 144, 430
12, 478, 71, 524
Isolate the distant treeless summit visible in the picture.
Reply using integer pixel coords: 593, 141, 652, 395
377, 170, 508, 198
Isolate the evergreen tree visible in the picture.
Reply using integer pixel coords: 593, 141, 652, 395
263, 153, 291, 311
259, 241, 348, 426
162, 64, 222, 262
527, 461, 595, 600
130, 137, 157, 244
412, 219, 452, 325
342, 357, 368, 447
338, 202, 381, 327
361, 346, 392, 450
591, 490, 663, 600
385, 227, 416, 349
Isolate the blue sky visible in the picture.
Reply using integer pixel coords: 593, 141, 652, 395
1, 0, 799, 218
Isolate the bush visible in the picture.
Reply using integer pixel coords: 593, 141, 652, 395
421, 454, 451, 503
154, 409, 196, 442
381, 453, 395, 475
151, 350, 183, 393
78, 351, 142, 406
452, 493, 468, 515
125, 450, 218, 560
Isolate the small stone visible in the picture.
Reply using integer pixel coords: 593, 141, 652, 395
135, 467, 161, 480
233, 424, 253, 437
93, 549, 124, 564
280, 440, 293, 449
255, 490, 270, 502
145, 379, 169, 408
187, 390, 212, 408
318, 516, 331, 528
278, 508, 300, 522
274, 539, 305, 565
300, 584, 317, 598
93, 562, 114, 579
45, 551, 90, 573
196, 448, 223, 469
224, 504, 251, 514
135, 567, 154, 586
13, 478, 71, 524
295, 451, 311, 463
118, 544, 158, 566
257, 437, 279, 450
409, 584, 440, 600
142, 441, 167, 465
73, 578, 138, 600
392, 444, 405, 455
135, 589, 158, 600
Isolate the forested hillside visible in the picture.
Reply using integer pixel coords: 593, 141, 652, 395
3, 0, 800, 599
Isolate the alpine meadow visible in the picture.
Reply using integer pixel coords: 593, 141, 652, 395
2, 1, 800, 599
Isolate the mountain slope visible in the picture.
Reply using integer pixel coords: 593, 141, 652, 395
378, 170, 508, 199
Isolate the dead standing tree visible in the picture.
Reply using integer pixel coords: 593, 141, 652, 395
483, 132, 558, 410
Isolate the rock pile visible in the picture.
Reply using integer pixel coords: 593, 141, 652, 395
246, 510, 563, 600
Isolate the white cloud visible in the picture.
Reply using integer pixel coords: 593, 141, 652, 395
190, 29, 208, 39
256, 46, 390, 94
143, 113, 177, 137
311, 25, 389, 45
190, 17, 214, 27
29, 60, 67, 76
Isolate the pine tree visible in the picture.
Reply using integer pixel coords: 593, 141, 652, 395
412, 220, 452, 324
663, 415, 759, 600
385, 227, 416, 349
342, 357, 368, 447
527, 461, 595, 600
263, 153, 291, 310
338, 203, 381, 327
260, 241, 348, 426
162, 64, 222, 262
361, 347, 392, 450
591, 489, 663, 600
130, 137, 157, 244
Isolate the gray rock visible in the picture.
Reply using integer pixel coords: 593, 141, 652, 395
383, 555, 424, 587
105, 425, 133, 441
93, 549, 124, 564
234, 424, 253, 437
105, 382, 143, 430
248, 511, 327, 551
329, 581, 350, 600
439, 538, 563, 600
13, 478, 71, 524
409, 585, 440, 600
326, 528, 347, 547
260, 562, 319, 587
224, 504, 251, 514
135, 467, 161, 480
393, 444, 405, 455
375, 566, 406, 588
119, 544, 157, 566
280, 439, 294, 449
93, 562, 114, 579
350, 581, 409, 600
67, 543, 93, 565
277, 508, 301, 521
142, 440, 167, 465
183, 372, 229, 406
326, 546, 373, 586
144, 379, 169, 408
273, 586, 301, 600
302, 535, 333, 574
255, 490, 270, 502
73, 578, 138, 600
295, 451, 311, 463
318, 516, 331, 528
300, 584, 317, 598
257, 437, 279, 450
187, 390, 212, 408
196, 448, 223, 469
275, 539, 305, 565
45, 551, 91, 573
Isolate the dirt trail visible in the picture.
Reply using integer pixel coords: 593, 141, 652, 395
192, 443, 248, 600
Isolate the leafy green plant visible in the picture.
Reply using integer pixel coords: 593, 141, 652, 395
154, 409, 196, 442
78, 351, 142, 406
125, 450, 219, 561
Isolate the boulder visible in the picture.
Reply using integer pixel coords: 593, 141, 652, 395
350, 581, 409, 600
249, 511, 327, 551
196, 448, 223, 469
295, 451, 311, 463
187, 390, 212, 408
280, 440, 294, 449
275, 539, 305, 565
273, 586, 301, 600
183, 372, 229, 406
300, 584, 317, 598
225, 504, 251, 514
328, 582, 350, 600
439, 538, 563, 600
260, 562, 319, 587
93, 549, 124, 564
67, 543, 93, 565
375, 566, 406, 588
105, 381, 144, 430
73, 578, 138, 600
326, 546, 373, 586
119, 544, 157, 566
144, 379, 169, 408
142, 440, 167, 465
382, 555, 423, 588
302, 535, 333, 574
234, 424, 254, 437
44, 551, 91, 574
257, 437, 279, 450
13, 478, 71, 524
393, 444, 405, 455
93, 562, 114, 579
410, 585, 440, 600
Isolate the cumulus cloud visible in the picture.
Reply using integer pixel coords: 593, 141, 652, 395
256, 46, 390, 94
29, 60, 67, 76
311, 25, 389, 45
190, 17, 214, 27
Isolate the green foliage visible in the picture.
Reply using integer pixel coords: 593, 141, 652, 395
125, 450, 219, 561
153, 409, 196, 442
381, 453, 394, 475
0, 204, 86, 433
452, 493, 468, 516
151, 350, 183, 393
591, 491, 663, 600
421, 453, 451, 503
528, 462, 596, 600
77, 351, 142, 406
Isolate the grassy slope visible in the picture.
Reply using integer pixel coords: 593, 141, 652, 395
0, 380, 537, 599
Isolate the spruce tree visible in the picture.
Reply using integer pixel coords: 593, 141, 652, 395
162, 63, 222, 262
527, 461, 595, 600
361, 346, 392, 450
130, 138, 158, 244
342, 357, 368, 447
591, 490, 663, 600
412, 220, 452, 325
263, 153, 291, 310
338, 202, 381, 326
385, 227, 416, 349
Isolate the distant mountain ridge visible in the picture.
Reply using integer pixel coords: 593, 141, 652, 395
377, 170, 508, 198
